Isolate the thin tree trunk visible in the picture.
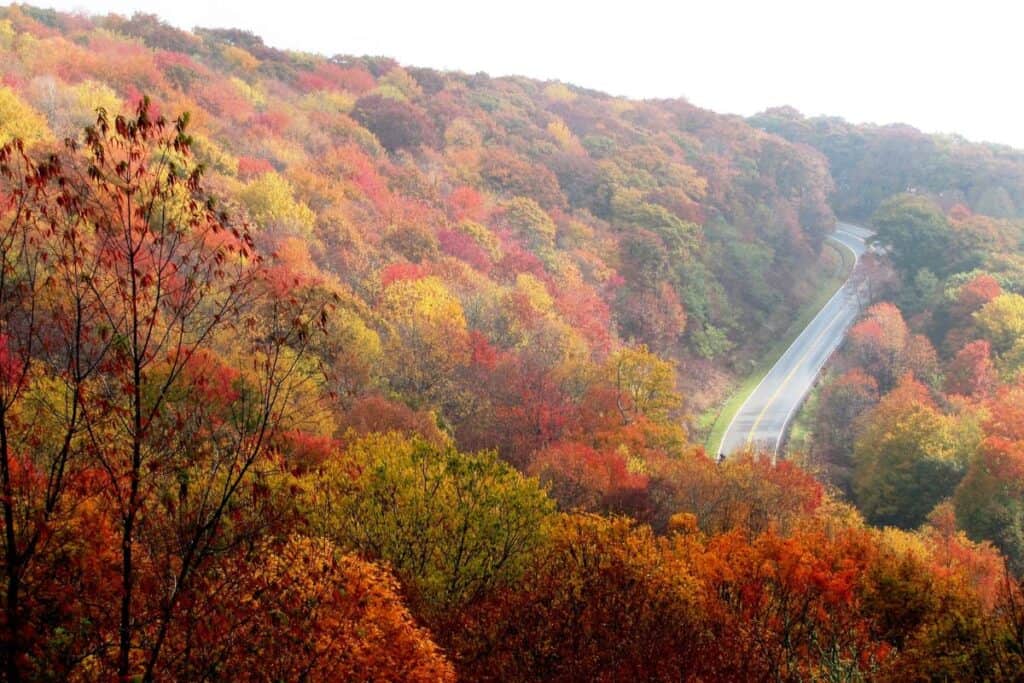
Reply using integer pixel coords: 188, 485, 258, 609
1, 411, 23, 683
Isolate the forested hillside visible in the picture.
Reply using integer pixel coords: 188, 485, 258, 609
752, 106, 1024, 221
1, 5, 1024, 681
749, 104, 1024, 578
0, 6, 841, 414
804, 193, 1024, 568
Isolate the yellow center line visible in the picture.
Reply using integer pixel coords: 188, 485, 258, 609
744, 300, 849, 446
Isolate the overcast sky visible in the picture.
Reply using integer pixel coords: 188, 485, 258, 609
31, 0, 1024, 149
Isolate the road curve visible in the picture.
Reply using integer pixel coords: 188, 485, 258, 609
718, 222, 872, 459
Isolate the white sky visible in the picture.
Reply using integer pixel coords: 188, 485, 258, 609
27, 0, 1024, 149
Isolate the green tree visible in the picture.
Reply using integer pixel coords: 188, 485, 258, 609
610, 187, 699, 259
872, 194, 953, 277
307, 432, 554, 615
503, 196, 557, 257
954, 438, 1024, 573
853, 376, 977, 528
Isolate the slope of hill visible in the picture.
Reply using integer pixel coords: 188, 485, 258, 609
751, 105, 1024, 221
0, 5, 843, 431
753, 106, 1024, 579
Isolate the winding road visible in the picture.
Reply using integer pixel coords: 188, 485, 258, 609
718, 222, 872, 459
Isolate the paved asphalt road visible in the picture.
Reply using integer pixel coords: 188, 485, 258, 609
718, 222, 872, 459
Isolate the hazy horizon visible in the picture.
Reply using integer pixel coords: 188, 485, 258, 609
26, 0, 1024, 148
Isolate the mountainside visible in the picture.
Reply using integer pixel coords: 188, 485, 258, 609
752, 105, 1024, 221
2, 5, 1024, 681
750, 100, 1024, 581
0, 6, 846, 425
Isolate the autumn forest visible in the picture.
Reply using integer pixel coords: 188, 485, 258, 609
1, 4, 1024, 681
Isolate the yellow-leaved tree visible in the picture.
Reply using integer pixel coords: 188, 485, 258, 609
239, 171, 316, 236
381, 275, 469, 406
0, 86, 49, 146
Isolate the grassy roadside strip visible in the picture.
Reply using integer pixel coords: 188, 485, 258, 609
784, 372, 824, 458
702, 239, 856, 455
